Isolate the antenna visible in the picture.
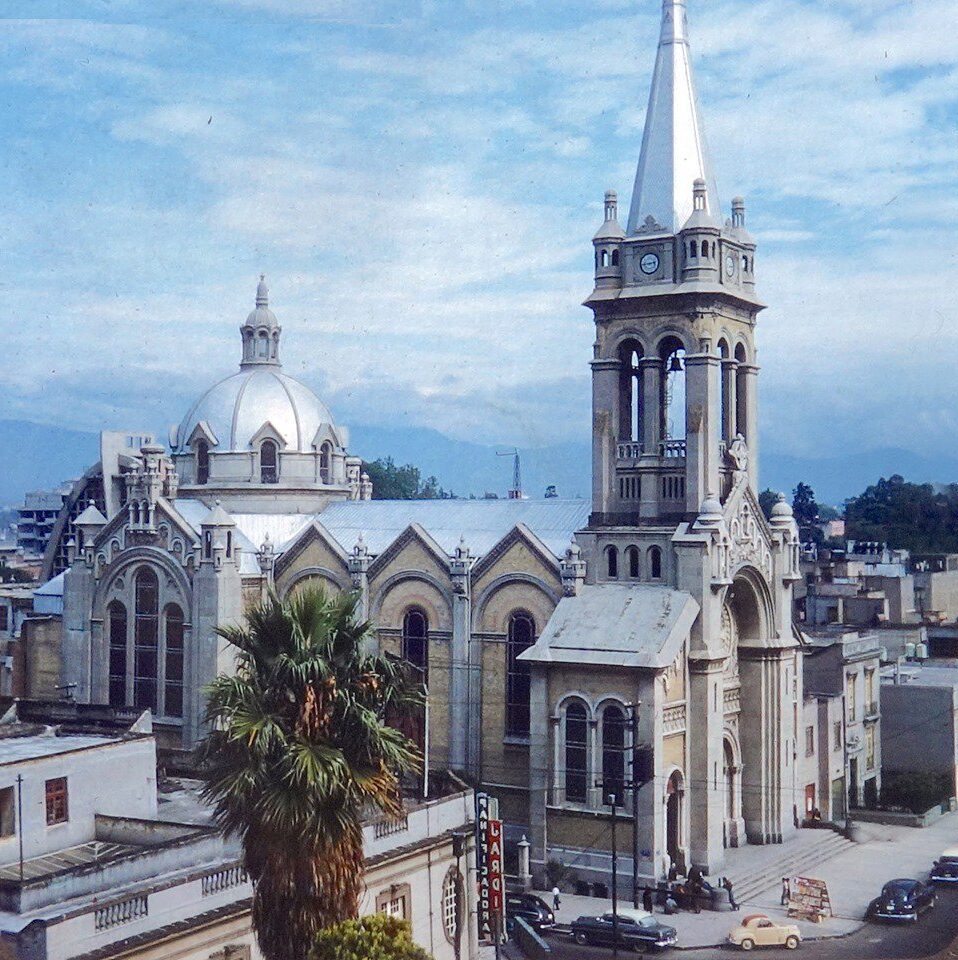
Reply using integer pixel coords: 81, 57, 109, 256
496, 448, 523, 500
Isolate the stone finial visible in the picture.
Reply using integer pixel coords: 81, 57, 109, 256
256, 274, 269, 308
560, 539, 586, 596
450, 535, 474, 595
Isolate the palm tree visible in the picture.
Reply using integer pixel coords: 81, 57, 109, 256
197, 586, 424, 960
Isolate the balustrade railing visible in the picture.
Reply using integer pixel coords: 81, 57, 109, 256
374, 815, 409, 839
202, 864, 248, 897
616, 441, 644, 460
95, 894, 148, 931
660, 439, 687, 458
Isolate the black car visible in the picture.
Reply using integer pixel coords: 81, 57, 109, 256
571, 910, 678, 952
505, 894, 555, 933
866, 879, 936, 922
930, 850, 958, 884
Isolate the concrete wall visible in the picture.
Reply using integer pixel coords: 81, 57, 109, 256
881, 682, 958, 781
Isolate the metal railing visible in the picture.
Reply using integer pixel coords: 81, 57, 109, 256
95, 894, 148, 931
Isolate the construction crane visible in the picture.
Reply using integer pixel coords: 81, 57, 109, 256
496, 448, 524, 500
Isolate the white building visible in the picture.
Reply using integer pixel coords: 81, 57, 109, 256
0, 713, 478, 960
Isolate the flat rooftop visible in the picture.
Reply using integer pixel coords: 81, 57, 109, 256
0, 841, 138, 883
0, 732, 129, 767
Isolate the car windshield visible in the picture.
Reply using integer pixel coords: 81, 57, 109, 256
884, 881, 914, 895
638, 918, 658, 929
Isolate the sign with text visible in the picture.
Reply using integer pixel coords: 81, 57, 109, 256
487, 818, 504, 912
475, 792, 498, 943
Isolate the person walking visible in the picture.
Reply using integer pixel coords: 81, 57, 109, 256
780, 878, 791, 907
691, 878, 703, 914
722, 877, 740, 911
552, 886, 561, 912
643, 886, 654, 913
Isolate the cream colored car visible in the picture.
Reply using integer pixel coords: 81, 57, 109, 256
728, 915, 802, 950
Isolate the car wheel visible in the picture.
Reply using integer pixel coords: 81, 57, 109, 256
741, 939, 755, 951
785, 936, 800, 950
574, 932, 589, 946
630, 942, 644, 954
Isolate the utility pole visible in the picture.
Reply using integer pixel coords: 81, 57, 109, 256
16, 775, 23, 881
610, 792, 619, 960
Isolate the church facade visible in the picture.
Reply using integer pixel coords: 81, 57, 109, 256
53, 0, 802, 889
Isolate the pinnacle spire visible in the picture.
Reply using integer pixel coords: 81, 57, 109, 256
627, 0, 720, 235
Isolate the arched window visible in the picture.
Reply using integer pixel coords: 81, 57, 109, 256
606, 546, 619, 579
133, 568, 159, 712
108, 601, 127, 707
602, 704, 626, 805
718, 339, 733, 443
203, 530, 212, 559
257, 331, 269, 359
260, 440, 278, 484
402, 608, 429, 682
618, 340, 643, 444
690, 240, 698, 259
649, 546, 663, 580
659, 336, 687, 442
165, 604, 184, 718
506, 612, 535, 738
600, 250, 609, 267
196, 440, 210, 485
611, 249, 620, 266
626, 546, 640, 579
226, 530, 232, 558
565, 703, 588, 804
320, 442, 332, 483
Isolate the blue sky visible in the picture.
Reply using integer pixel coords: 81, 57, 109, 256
2, 0, 957, 462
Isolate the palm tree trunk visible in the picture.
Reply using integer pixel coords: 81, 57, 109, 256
250, 822, 365, 960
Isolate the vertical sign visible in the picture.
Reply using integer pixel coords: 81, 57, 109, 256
487, 818, 504, 913
475, 792, 492, 942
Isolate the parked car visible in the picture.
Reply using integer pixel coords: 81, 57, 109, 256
930, 846, 958, 884
727, 915, 802, 950
505, 893, 554, 933
866, 879, 936, 922
571, 908, 677, 951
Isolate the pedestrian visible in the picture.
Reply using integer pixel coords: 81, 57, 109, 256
691, 878, 702, 914
722, 877, 740, 911
780, 878, 790, 907
552, 886, 561, 912
664, 893, 679, 915
643, 886, 654, 913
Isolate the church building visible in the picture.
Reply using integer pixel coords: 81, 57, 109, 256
51, 0, 802, 890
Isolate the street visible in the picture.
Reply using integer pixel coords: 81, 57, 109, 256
533, 885, 958, 959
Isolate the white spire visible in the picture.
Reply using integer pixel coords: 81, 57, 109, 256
627, 0, 721, 235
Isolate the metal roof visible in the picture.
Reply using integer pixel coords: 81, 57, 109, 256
627, 0, 721, 235
520, 583, 699, 669
0, 733, 126, 767
317, 498, 591, 558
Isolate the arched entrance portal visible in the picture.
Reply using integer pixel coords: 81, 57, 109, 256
727, 569, 785, 845
665, 771, 686, 876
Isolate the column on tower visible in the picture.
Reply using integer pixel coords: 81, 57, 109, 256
683, 338, 722, 514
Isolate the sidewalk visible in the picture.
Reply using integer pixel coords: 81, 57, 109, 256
539, 809, 958, 949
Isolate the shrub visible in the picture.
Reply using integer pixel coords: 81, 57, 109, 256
310, 914, 433, 960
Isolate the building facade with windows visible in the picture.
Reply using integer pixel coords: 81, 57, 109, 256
49, 0, 802, 896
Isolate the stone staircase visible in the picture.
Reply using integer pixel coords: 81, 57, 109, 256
722, 829, 855, 905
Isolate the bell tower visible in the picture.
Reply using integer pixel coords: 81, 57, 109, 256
588, 0, 761, 530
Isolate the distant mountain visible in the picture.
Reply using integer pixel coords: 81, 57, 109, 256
2, 417, 958, 512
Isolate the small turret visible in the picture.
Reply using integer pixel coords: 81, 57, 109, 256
199, 499, 237, 571
240, 275, 282, 368
593, 190, 624, 288
680, 179, 720, 282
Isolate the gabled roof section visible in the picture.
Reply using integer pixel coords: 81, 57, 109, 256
519, 583, 699, 669
248, 420, 288, 449
366, 523, 450, 581
186, 420, 219, 448
274, 519, 350, 579
471, 522, 562, 581
627, 0, 721, 235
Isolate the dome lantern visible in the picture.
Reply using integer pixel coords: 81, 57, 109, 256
240, 274, 282, 368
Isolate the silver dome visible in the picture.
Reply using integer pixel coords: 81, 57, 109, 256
175, 367, 339, 454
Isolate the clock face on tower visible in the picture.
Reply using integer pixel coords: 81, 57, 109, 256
640, 252, 660, 275
725, 254, 736, 278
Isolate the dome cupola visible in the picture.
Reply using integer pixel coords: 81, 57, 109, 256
240, 275, 282, 367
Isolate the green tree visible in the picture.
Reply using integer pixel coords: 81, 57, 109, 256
792, 482, 822, 543
363, 457, 448, 500
310, 914, 433, 960
197, 588, 425, 960
845, 474, 958, 553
